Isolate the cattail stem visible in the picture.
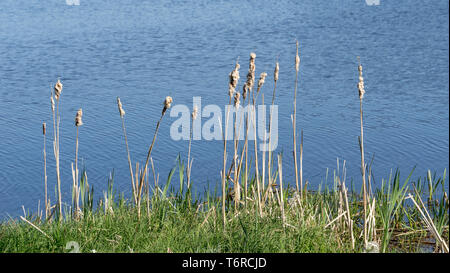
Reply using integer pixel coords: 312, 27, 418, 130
139, 112, 165, 219
121, 116, 137, 204
74, 126, 80, 219
357, 57, 368, 246
221, 96, 233, 227
293, 41, 300, 195
265, 62, 278, 203
55, 99, 62, 222
360, 99, 367, 245
187, 118, 193, 189
43, 123, 48, 220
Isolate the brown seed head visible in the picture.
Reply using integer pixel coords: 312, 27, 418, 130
117, 97, 126, 117
357, 62, 365, 100
163, 96, 173, 114
234, 92, 241, 108
274, 62, 279, 82
244, 52, 256, 94
192, 105, 198, 120
228, 61, 240, 98
51, 96, 55, 112
295, 42, 300, 72
54, 79, 63, 100
75, 108, 83, 127
42, 122, 46, 135
257, 72, 267, 90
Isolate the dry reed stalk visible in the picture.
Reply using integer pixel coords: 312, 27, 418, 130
137, 96, 172, 219
52, 79, 63, 221
265, 61, 279, 203
407, 193, 449, 253
117, 97, 137, 204
42, 122, 49, 220
277, 154, 286, 225
233, 92, 241, 209
341, 177, 355, 249
292, 41, 300, 194
252, 71, 267, 217
187, 105, 198, 189
357, 57, 368, 245
72, 108, 83, 219
242, 53, 256, 204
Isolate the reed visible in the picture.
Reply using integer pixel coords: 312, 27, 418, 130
357, 57, 368, 246
265, 60, 279, 203
187, 105, 198, 190
252, 71, 267, 216
71, 108, 83, 219
42, 122, 49, 220
137, 96, 172, 219
52, 79, 63, 221
292, 41, 300, 194
117, 97, 137, 204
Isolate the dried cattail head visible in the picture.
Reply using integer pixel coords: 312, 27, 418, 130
234, 92, 241, 108
244, 52, 256, 96
42, 122, 46, 135
54, 79, 63, 100
117, 97, 125, 117
357, 60, 365, 100
51, 96, 55, 112
295, 42, 300, 72
192, 105, 198, 120
257, 72, 267, 90
274, 62, 279, 82
75, 109, 83, 127
163, 96, 173, 114
228, 61, 240, 98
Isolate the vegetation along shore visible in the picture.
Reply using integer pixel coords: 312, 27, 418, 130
0, 43, 448, 253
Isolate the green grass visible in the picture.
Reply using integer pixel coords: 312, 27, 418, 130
0, 165, 447, 253
0, 195, 346, 253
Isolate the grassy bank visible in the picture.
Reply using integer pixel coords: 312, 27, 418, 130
0, 165, 448, 253
1, 44, 448, 253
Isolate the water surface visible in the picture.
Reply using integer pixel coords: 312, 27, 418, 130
0, 0, 448, 218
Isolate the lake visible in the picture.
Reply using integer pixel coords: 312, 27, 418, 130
0, 0, 448, 219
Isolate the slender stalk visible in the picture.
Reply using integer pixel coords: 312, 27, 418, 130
121, 116, 136, 204
357, 57, 368, 246
138, 112, 165, 219
55, 99, 62, 221
293, 41, 300, 194
42, 123, 48, 220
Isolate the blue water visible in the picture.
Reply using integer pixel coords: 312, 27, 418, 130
0, 0, 448, 218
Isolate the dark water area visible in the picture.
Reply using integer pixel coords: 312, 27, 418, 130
0, 0, 448, 218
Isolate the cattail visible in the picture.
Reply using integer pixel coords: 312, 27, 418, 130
295, 42, 300, 72
274, 62, 279, 83
54, 79, 63, 100
234, 92, 241, 108
117, 97, 126, 117
51, 96, 55, 112
257, 72, 267, 90
228, 62, 240, 98
243, 52, 256, 99
192, 105, 198, 120
358, 61, 365, 100
75, 108, 83, 126
163, 96, 173, 115
42, 122, 46, 135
